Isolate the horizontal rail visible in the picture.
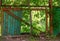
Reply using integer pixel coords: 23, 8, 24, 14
2, 7, 48, 11
1, 5, 49, 7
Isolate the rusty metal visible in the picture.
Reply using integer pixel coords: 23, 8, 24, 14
2, 7, 48, 11
45, 9, 49, 33
49, 0, 53, 34
30, 10, 32, 35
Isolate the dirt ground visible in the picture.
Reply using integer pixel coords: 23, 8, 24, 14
0, 35, 60, 41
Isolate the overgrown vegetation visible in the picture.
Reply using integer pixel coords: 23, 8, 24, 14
20, 10, 46, 36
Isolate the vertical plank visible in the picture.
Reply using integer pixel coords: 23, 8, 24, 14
45, 10, 49, 33
14, 10, 22, 35
3, 12, 8, 35
11, 10, 22, 35
13, 11, 18, 35
12, 15, 15, 35
17, 10, 22, 35
15, 11, 20, 35
2, 9, 22, 36
8, 15, 11, 35
6, 12, 8, 35
8, 15, 15, 35
30, 10, 32, 35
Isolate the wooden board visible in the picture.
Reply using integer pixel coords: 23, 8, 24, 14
2, 10, 22, 36
52, 7, 60, 36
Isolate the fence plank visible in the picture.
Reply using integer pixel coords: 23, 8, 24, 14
2, 10, 22, 36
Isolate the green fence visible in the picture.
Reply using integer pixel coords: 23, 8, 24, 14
52, 7, 60, 36
2, 10, 22, 36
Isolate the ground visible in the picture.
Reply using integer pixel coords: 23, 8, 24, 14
0, 35, 60, 41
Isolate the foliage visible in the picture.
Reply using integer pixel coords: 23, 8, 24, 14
20, 10, 46, 36
52, 0, 60, 6
2, 0, 28, 5
2, 0, 60, 6
2, 0, 49, 6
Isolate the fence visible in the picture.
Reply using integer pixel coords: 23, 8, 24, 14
0, 0, 60, 36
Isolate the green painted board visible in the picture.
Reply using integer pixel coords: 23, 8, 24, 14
52, 7, 60, 36
2, 10, 22, 36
